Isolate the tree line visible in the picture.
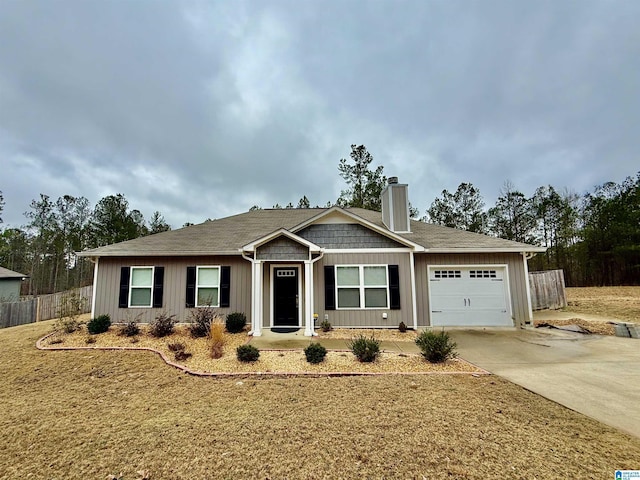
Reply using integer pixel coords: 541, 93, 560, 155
1, 144, 638, 294
0, 193, 170, 295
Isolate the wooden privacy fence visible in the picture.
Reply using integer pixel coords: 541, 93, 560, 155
0, 285, 93, 328
529, 269, 567, 310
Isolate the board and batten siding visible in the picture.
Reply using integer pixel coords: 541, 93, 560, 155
414, 253, 529, 327
312, 251, 414, 328
94, 256, 252, 323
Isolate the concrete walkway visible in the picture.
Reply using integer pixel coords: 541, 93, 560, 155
450, 327, 640, 438
248, 329, 421, 353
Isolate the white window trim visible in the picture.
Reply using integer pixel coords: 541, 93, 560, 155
129, 266, 154, 308
335, 264, 390, 310
196, 265, 221, 308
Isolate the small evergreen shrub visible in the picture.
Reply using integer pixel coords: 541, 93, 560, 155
320, 320, 332, 332
304, 342, 327, 364
348, 335, 380, 363
149, 312, 177, 337
398, 321, 407, 333
415, 330, 457, 363
188, 307, 217, 338
119, 320, 140, 337
236, 344, 260, 362
226, 312, 247, 334
87, 314, 111, 334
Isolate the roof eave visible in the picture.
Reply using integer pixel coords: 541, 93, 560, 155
423, 246, 547, 253
76, 250, 244, 258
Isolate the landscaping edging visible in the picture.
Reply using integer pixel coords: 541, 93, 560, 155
36, 332, 490, 378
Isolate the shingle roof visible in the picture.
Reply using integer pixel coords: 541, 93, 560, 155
0, 266, 28, 279
77, 207, 544, 257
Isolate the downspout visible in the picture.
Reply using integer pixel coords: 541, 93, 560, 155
89, 256, 99, 319
409, 251, 418, 330
306, 250, 325, 337
522, 252, 536, 326
241, 252, 257, 335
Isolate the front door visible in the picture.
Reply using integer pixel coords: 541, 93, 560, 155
273, 267, 299, 326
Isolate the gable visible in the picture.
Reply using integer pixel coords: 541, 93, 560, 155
256, 236, 309, 260
297, 223, 406, 249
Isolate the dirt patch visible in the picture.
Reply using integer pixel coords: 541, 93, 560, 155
3, 321, 640, 479
534, 318, 616, 336
566, 286, 640, 322
318, 327, 419, 341
42, 325, 475, 375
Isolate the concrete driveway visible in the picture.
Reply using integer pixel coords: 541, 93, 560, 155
450, 328, 640, 438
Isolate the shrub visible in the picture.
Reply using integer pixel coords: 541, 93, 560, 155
415, 330, 457, 363
174, 350, 192, 362
87, 314, 111, 334
119, 320, 140, 337
304, 342, 327, 364
209, 321, 226, 359
226, 312, 246, 334
348, 334, 380, 363
398, 321, 407, 333
236, 344, 260, 362
56, 291, 87, 332
188, 307, 218, 338
149, 312, 177, 337
320, 320, 332, 332
167, 342, 185, 352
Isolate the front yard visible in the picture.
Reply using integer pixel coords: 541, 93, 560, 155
2, 321, 640, 479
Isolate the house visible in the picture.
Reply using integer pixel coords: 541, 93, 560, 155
0, 266, 28, 302
78, 179, 545, 335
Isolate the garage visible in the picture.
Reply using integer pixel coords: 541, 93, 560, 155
428, 266, 513, 327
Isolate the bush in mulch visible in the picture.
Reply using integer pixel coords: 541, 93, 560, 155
236, 344, 260, 362
226, 312, 247, 334
304, 342, 327, 364
348, 335, 380, 363
87, 314, 111, 334
415, 330, 457, 363
149, 312, 177, 338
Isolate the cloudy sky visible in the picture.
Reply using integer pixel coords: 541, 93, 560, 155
1, 0, 639, 228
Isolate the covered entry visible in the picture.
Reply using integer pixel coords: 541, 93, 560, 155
428, 266, 512, 326
272, 266, 300, 327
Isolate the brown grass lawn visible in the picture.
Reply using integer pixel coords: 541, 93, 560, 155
1, 322, 640, 479
565, 286, 640, 321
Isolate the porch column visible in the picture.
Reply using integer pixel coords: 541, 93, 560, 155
252, 261, 263, 336
303, 260, 314, 336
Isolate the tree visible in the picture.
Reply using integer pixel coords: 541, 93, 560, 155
90, 194, 148, 247
487, 182, 536, 243
297, 196, 310, 209
0, 190, 4, 225
337, 145, 387, 211
425, 183, 487, 233
148, 211, 171, 234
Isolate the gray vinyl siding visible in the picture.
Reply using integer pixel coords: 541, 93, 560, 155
391, 186, 409, 232
256, 237, 309, 260
414, 253, 528, 327
312, 252, 413, 328
94, 256, 252, 323
0, 279, 21, 302
297, 224, 404, 249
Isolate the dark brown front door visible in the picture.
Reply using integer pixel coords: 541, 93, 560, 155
274, 267, 298, 326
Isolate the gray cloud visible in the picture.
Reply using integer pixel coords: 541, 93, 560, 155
1, 0, 639, 229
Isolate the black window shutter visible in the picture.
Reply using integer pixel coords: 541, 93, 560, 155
389, 265, 401, 310
118, 267, 130, 308
152, 267, 164, 308
186, 266, 196, 308
324, 265, 335, 310
220, 266, 231, 308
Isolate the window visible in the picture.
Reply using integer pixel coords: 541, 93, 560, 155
129, 267, 154, 307
336, 265, 389, 309
434, 270, 461, 279
196, 266, 220, 307
470, 270, 497, 279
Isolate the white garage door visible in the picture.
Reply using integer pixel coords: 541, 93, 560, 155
429, 267, 512, 327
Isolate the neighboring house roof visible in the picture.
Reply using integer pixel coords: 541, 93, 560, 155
77, 206, 545, 258
0, 266, 28, 279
